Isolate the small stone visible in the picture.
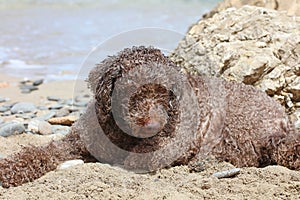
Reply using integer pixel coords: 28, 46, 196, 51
51, 125, 70, 135
21, 89, 31, 94
0, 106, 10, 113
0, 118, 4, 125
1, 112, 11, 117
28, 119, 52, 135
48, 115, 78, 126
33, 79, 44, 86
213, 168, 241, 179
37, 111, 56, 121
37, 106, 48, 110
65, 99, 74, 106
15, 113, 36, 119
47, 96, 61, 102
49, 104, 64, 110
0, 97, 10, 103
2, 102, 16, 108
27, 120, 39, 133
20, 85, 38, 92
11, 102, 36, 114
0, 122, 25, 137
38, 121, 52, 135
73, 101, 88, 107
68, 106, 80, 112
55, 108, 70, 117
57, 159, 84, 170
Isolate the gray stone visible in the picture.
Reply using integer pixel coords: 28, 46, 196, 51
38, 121, 52, 135
27, 120, 39, 133
33, 79, 44, 86
68, 106, 80, 112
73, 101, 88, 107
2, 102, 16, 108
11, 102, 36, 114
0, 122, 25, 137
0, 97, 10, 103
65, 99, 74, 106
15, 113, 36, 119
38, 111, 56, 121
28, 119, 52, 135
47, 96, 61, 102
0, 106, 10, 113
49, 104, 64, 110
20, 85, 38, 92
51, 125, 70, 135
0, 118, 4, 125
37, 106, 48, 110
1, 112, 11, 117
21, 89, 31, 94
55, 108, 70, 117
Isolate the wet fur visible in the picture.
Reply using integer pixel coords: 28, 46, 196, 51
0, 46, 299, 188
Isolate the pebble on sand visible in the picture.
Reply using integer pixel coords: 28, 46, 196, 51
48, 115, 78, 126
213, 168, 241, 179
0, 122, 25, 137
10, 102, 36, 114
33, 79, 44, 86
28, 120, 52, 135
57, 159, 84, 170
0, 97, 10, 103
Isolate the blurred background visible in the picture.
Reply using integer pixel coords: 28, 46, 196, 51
0, 0, 221, 81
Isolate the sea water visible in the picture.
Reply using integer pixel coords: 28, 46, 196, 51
0, 0, 221, 81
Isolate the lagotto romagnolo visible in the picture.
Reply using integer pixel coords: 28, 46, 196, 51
0, 46, 299, 188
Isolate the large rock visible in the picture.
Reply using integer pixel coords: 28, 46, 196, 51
170, 6, 300, 129
203, 0, 300, 19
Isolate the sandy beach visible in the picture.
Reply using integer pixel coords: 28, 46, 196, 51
0, 1, 299, 199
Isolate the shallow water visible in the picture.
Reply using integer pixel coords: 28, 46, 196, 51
0, 0, 220, 81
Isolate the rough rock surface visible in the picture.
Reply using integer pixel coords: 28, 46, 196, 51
170, 6, 300, 129
203, 0, 300, 19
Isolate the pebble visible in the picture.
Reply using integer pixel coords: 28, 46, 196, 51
2, 102, 16, 109
21, 88, 32, 94
20, 85, 39, 92
0, 118, 4, 125
48, 115, 78, 126
51, 125, 70, 135
0, 121, 25, 137
55, 108, 70, 117
0, 97, 10, 103
213, 168, 241, 179
28, 119, 52, 135
65, 99, 74, 106
11, 102, 36, 114
49, 104, 64, 110
47, 96, 61, 102
1, 112, 11, 117
15, 113, 36, 119
38, 121, 52, 135
0, 106, 10, 113
37, 111, 56, 121
33, 79, 44, 86
73, 101, 88, 107
68, 106, 80, 112
37, 106, 48, 110
57, 159, 84, 170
